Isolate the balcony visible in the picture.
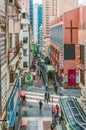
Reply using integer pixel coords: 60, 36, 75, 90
8, 42, 22, 64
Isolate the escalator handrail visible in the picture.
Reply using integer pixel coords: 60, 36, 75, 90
60, 99, 70, 124
72, 98, 86, 123
74, 98, 86, 119
60, 98, 77, 130
67, 99, 85, 130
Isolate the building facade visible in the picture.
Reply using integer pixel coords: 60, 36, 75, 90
50, 0, 79, 88
78, 5, 86, 98
33, 4, 38, 43
38, 4, 42, 44
29, 0, 33, 33
0, 0, 7, 129
20, 8, 31, 73
5, 0, 22, 129
42, 0, 78, 56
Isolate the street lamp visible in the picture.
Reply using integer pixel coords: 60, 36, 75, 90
51, 96, 53, 122
33, 72, 36, 80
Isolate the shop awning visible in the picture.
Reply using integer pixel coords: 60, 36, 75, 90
46, 65, 56, 73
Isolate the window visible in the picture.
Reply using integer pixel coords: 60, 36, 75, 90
22, 13, 26, 18
23, 49, 27, 56
9, 0, 13, 3
23, 62, 28, 68
80, 69, 85, 86
64, 44, 75, 60
9, 34, 12, 48
23, 37, 28, 43
21, 24, 23, 29
80, 45, 84, 63
15, 33, 19, 45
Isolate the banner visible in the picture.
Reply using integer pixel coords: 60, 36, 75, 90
68, 69, 76, 86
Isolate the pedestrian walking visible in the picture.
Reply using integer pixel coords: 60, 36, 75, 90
22, 95, 26, 104
39, 99, 43, 111
44, 92, 47, 102
55, 104, 59, 117
54, 85, 58, 94
39, 71, 42, 78
53, 81, 56, 87
46, 92, 50, 103
45, 83, 48, 91
37, 70, 39, 76
51, 106, 55, 121
48, 92, 50, 102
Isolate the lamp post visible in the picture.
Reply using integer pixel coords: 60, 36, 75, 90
52, 96, 53, 122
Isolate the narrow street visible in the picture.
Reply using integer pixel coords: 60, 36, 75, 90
18, 62, 83, 130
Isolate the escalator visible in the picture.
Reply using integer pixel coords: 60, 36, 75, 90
60, 97, 86, 130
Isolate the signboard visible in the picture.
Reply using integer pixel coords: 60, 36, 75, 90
25, 75, 33, 83
31, 44, 35, 54
68, 69, 76, 86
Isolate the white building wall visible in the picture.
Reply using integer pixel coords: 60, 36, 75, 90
20, 9, 30, 73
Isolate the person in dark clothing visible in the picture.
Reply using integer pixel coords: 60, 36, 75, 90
53, 81, 56, 87
45, 83, 48, 91
53, 81, 58, 94
54, 85, 58, 94
40, 71, 42, 78
39, 99, 43, 111
46, 92, 50, 103
44, 92, 47, 102
22, 95, 26, 104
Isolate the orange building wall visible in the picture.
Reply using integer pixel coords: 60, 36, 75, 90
63, 8, 80, 88
64, 8, 79, 44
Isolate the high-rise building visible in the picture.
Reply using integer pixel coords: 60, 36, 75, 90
38, 4, 42, 44
29, 0, 33, 33
21, 0, 29, 12
33, 4, 42, 44
33, 4, 38, 43
20, 0, 32, 73
42, 0, 78, 56
56, 0, 78, 17
38, 4, 42, 32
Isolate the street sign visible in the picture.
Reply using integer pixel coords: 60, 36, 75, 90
25, 75, 33, 83
31, 44, 35, 54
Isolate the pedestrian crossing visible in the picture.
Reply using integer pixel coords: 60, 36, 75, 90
24, 91, 61, 106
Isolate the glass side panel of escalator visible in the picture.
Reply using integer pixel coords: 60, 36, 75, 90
68, 100, 75, 107
75, 115, 86, 123
71, 108, 79, 114
65, 108, 72, 117
68, 117, 75, 125
72, 124, 84, 130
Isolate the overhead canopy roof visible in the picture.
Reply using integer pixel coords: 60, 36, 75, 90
41, 64, 56, 73
46, 65, 56, 73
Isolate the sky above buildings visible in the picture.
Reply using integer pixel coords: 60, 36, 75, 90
33, 0, 83, 4
33, 0, 42, 4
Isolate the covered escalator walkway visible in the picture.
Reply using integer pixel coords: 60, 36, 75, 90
60, 97, 86, 130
